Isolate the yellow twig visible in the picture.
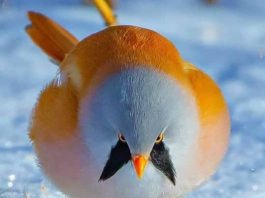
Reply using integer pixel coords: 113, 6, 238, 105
92, 0, 117, 26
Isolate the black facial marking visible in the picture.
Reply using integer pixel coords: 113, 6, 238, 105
150, 142, 176, 185
99, 140, 131, 181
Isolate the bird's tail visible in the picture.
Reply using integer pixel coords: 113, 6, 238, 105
25, 0, 117, 64
25, 11, 79, 64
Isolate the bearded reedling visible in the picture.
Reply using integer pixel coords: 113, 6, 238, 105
26, 1, 230, 197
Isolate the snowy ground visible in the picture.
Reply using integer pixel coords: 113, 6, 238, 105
0, 0, 265, 197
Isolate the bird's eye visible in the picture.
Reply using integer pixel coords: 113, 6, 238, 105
118, 133, 126, 143
155, 133, 164, 144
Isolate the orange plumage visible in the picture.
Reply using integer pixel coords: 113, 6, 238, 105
27, 10, 230, 198
26, 11, 78, 63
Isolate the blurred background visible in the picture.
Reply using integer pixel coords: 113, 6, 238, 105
0, 0, 265, 197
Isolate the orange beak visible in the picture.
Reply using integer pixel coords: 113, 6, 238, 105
132, 155, 148, 179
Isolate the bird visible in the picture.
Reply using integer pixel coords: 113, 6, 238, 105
26, 1, 230, 198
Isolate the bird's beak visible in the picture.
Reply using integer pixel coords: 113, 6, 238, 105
132, 155, 148, 179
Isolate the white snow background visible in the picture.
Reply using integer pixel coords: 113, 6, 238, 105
0, 0, 265, 197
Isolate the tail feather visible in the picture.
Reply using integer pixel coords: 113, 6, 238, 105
26, 11, 79, 64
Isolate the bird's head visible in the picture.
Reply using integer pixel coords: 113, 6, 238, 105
77, 68, 199, 186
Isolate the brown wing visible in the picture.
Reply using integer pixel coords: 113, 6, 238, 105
183, 61, 228, 124
25, 11, 79, 64
184, 61, 230, 175
29, 82, 78, 142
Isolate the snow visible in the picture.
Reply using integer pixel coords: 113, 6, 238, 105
0, 0, 264, 197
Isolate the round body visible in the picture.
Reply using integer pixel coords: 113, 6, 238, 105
29, 26, 230, 198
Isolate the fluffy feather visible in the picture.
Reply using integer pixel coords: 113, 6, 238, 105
26, 11, 78, 64
28, 13, 230, 198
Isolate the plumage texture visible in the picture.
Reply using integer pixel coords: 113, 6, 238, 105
27, 14, 230, 198
150, 142, 176, 185
99, 140, 131, 181
26, 11, 78, 63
